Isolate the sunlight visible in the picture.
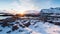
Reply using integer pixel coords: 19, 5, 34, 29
17, 11, 25, 17
20, 11, 25, 16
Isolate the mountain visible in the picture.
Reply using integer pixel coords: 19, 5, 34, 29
40, 7, 60, 13
22, 10, 40, 17
0, 10, 16, 15
24, 10, 40, 14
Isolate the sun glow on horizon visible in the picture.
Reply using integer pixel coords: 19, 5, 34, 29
16, 10, 25, 16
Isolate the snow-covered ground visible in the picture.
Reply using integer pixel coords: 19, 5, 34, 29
0, 19, 60, 34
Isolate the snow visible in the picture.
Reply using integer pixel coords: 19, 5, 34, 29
41, 7, 60, 13
24, 10, 39, 14
41, 9, 53, 13
0, 19, 60, 34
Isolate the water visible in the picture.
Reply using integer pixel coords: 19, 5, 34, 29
0, 16, 11, 20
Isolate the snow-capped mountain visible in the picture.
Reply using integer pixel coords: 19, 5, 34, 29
0, 10, 16, 15
24, 10, 40, 15
40, 7, 60, 13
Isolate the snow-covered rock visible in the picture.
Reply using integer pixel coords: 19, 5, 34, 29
0, 19, 60, 34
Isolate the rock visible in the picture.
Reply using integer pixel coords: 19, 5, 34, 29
23, 22, 31, 27
12, 24, 19, 31
1, 22, 9, 27
15, 22, 19, 24
0, 29, 2, 32
19, 30, 23, 32
19, 24, 25, 28
6, 30, 11, 33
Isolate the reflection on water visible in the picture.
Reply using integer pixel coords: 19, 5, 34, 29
0, 16, 11, 19
0, 16, 40, 20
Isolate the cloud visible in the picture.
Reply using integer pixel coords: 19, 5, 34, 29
18, 0, 52, 10
10, 0, 52, 12
0, 0, 59, 11
10, 0, 39, 12
31, 0, 52, 9
19, 0, 38, 9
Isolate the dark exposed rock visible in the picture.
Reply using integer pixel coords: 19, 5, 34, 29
19, 24, 25, 28
48, 21, 53, 23
15, 22, 19, 24
19, 30, 23, 32
35, 26, 38, 28
33, 22, 36, 25
12, 25, 19, 31
23, 22, 31, 27
0, 29, 2, 32
54, 22, 60, 25
22, 20, 27, 23
6, 30, 11, 33
0, 23, 3, 25
48, 21, 60, 25
9, 24, 14, 26
1, 22, 9, 27
5, 18, 15, 22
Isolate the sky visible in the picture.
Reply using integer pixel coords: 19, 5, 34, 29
0, 0, 60, 12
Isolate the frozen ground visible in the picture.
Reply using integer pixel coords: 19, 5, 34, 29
0, 19, 60, 34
